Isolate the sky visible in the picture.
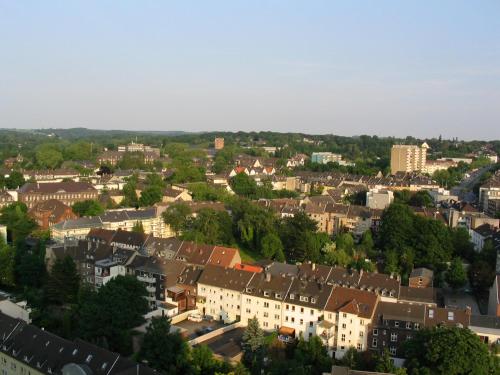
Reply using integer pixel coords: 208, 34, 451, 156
1, 1, 500, 140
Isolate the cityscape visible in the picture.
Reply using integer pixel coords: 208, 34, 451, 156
1, 2, 500, 375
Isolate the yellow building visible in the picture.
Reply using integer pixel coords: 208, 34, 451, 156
390, 143, 429, 175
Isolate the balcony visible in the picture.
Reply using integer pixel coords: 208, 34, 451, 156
137, 275, 156, 283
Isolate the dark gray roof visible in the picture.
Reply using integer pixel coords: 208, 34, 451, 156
470, 314, 500, 330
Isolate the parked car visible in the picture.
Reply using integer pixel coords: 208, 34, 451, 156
188, 312, 203, 322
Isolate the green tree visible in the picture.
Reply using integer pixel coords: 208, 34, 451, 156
0, 202, 37, 243
451, 227, 475, 261
404, 326, 499, 375
279, 212, 318, 263
132, 221, 145, 233
72, 200, 105, 217
5, 171, 25, 189
409, 190, 434, 207
44, 256, 80, 305
468, 259, 495, 295
0, 238, 15, 287
139, 185, 163, 206
182, 208, 235, 245
293, 336, 332, 375
230, 173, 258, 197
162, 203, 192, 236
336, 233, 355, 254
242, 317, 265, 371
261, 233, 285, 261
192, 344, 231, 375
78, 275, 148, 354
445, 257, 467, 290
375, 349, 407, 375
138, 316, 192, 374
323, 244, 352, 268
36, 144, 64, 169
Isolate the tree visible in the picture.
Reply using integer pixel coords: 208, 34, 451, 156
162, 203, 192, 236
0, 203, 37, 243
44, 256, 80, 305
191, 344, 232, 375
451, 227, 475, 261
336, 233, 355, 254
230, 173, 258, 197
5, 171, 25, 189
138, 315, 191, 374
445, 257, 467, 290
36, 144, 63, 169
293, 336, 332, 375
279, 212, 318, 263
78, 275, 148, 354
242, 317, 265, 370
404, 326, 499, 375
323, 244, 352, 268
0, 238, 15, 287
409, 190, 434, 207
261, 233, 285, 261
375, 349, 407, 375
182, 208, 235, 246
468, 260, 495, 295
132, 221, 145, 233
72, 200, 104, 217
139, 185, 164, 206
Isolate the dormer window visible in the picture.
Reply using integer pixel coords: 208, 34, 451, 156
428, 309, 434, 318
275, 293, 282, 299
311, 298, 316, 304
300, 296, 308, 302
72, 349, 78, 356
102, 363, 108, 370
246, 287, 252, 293
290, 294, 295, 300
448, 312, 454, 321
264, 291, 270, 297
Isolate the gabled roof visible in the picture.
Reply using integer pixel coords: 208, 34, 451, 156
207, 246, 240, 268
325, 287, 379, 319
198, 264, 256, 292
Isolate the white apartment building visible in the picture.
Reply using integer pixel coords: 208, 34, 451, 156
366, 188, 394, 210
197, 265, 256, 323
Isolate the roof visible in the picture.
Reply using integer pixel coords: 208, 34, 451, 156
110, 230, 148, 248
198, 264, 256, 292
374, 301, 426, 324
29, 199, 74, 220
469, 314, 500, 330
234, 263, 263, 273
176, 242, 215, 265
0, 312, 157, 375
324, 287, 379, 319
207, 246, 239, 268
399, 286, 437, 305
19, 181, 96, 194
410, 267, 434, 279
424, 306, 470, 328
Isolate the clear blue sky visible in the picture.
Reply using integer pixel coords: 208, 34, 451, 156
1, 1, 499, 139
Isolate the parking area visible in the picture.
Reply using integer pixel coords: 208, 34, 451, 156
198, 327, 245, 360
173, 318, 225, 340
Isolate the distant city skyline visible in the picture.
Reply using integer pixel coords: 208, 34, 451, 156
1, 1, 499, 140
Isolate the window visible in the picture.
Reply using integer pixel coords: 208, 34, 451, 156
290, 294, 295, 300
275, 314, 280, 320
246, 308, 251, 313
341, 334, 346, 342
300, 296, 309, 302
428, 309, 434, 318
342, 323, 346, 329
291, 317, 295, 323
394, 321, 399, 328
264, 291, 270, 297
414, 323, 420, 330
311, 298, 316, 304
275, 304, 280, 310
372, 338, 378, 347
286, 304, 289, 310
360, 319, 364, 326
276, 293, 282, 299
263, 322, 269, 327
359, 331, 364, 337
448, 311, 454, 321
391, 333, 397, 342
264, 302, 269, 308
309, 322, 313, 327
310, 309, 314, 315
406, 322, 411, 329
285, 316, 289, 322
264, 312, 269, 318
373, 329, 378, 336
357, 343, 362, 350
343, 313, 347, 318
300, 307, 304, 313
390, 346, 397, 355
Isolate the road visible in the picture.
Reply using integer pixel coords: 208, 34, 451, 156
451, 166, 492, 203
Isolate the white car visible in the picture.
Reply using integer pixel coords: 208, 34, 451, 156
188, 312, 203, 322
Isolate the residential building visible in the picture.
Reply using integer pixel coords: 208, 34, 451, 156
51, 207, 170, 241
471, 224, 498, 251
118, 142, 160, 155
409, 268, 434, 288
0, 311, 156, 375
469, 315, 500, 351
479, 171, 500, 212
390, 143, 429, 175
366, 189, 394, 210
18, 182, 98, 209
197, 264, 257, 323
214, 137, 225, 150
0, 191, 15, 208
311, 152, 343, 165
28, 199, 77, 229
423, 159, 457, 175
0, 298, 31, 323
